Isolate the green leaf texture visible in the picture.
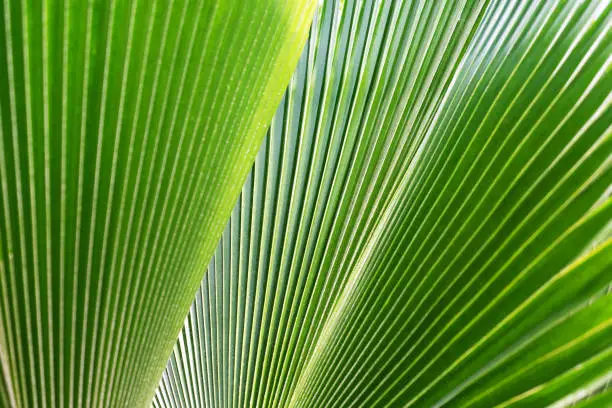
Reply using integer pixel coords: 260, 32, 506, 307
0, 0, 315, 406
154, 0, 612, 407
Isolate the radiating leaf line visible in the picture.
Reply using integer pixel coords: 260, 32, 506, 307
155, 0, 612, 407
0, 1, 316, 406
313, 31, 611, 408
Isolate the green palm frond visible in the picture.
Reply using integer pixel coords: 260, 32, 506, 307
154, 0, 612, 407
0, 0, 315, 406
1, 0, 611, 407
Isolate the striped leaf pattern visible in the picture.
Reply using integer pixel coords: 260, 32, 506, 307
155, 0, 612, 407
0, 0, 315, 407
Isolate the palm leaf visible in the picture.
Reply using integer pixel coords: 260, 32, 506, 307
155, 0, 612, 407
0, 0, 315, 406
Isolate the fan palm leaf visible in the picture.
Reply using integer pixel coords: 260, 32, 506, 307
155, 0, 612, 407
0, 0, 315, 406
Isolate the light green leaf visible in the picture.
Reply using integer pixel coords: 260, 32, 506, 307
572, 384, 612, 408
155, 0, 612, 407
0, 0, 315, 406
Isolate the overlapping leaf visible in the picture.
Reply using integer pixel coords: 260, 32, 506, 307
155, 0, 612, 407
